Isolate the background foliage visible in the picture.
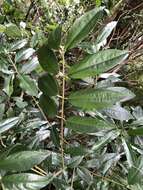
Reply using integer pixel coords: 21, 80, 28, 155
0, 0, 143, 189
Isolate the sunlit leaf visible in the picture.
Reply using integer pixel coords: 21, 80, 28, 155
122, 138, 136, 168
69, 49, 128, 79
15, 48, 35, 63
104, 105, 133, 121
0, 150, 49, 171
65, 7, 104, 50
20, 56, 39, 74
5, 23, 22, 38
66, 116, 114, 133
80, 21, 117, 54
68, 87, 134, 111
2, 173, 54, 190
19, 75, 38, 96
10, 39, 28, 51
0, 117, 19, 134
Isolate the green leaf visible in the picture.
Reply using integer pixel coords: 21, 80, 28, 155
0, 24, 6, 32
127, 157, 143, 185
68, 49, 128, 79
21, 56, 39, 74
128, 128, 143, 136
3, 74, 14, 97
67, 156, 83, 168
96, 0, 102, 6
50, 127, 60, 148
122, 138, 136, 168
38, 73, 58, 96
39, 94, 57, 118
0, 103, 5, 120
0, 117, 19, 134
37, 45, 59, 74
79, 21, 117, 54
96, 21, 117, 45
48, 26, 62, 49
65, 7, 104, 50
10, 39, 28, 51
77, 167, 93, 184
0, 150, 49, 171
91, 134, 114, 152
104, 105, 133, 121
65, 146, 87, 156
68, 87, 133, 111
107, 87, 135, 102
15, 48, 35, 63
66, 116, 114, 133
131, 117, 143, 126
2, 173, 54, 190
19, 75, 38, 96
5, 23, 22, 38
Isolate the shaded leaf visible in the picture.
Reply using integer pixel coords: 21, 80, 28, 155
48, 26, 62, 49
128, 128, 143, 136
38, 73, 58, 96
39, 94, 57, 118
50, 127, 60, 148
65, 146, 87, 156
37, 45, 59, 74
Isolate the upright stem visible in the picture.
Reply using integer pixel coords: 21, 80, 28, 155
60, 46, 65, 169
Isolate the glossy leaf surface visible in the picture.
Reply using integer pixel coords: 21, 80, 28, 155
0, 150, 49, 171
66, 116, 114, 133
69, 49, 128, 79
2, 173, 54, 190
65, 7, 104, 50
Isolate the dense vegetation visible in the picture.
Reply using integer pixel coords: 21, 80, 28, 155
0, 0, 143, 189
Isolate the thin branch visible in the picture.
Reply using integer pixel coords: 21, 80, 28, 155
31, 168, 45, 176
60, 46, 66, 169
91, 171, 131, 189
